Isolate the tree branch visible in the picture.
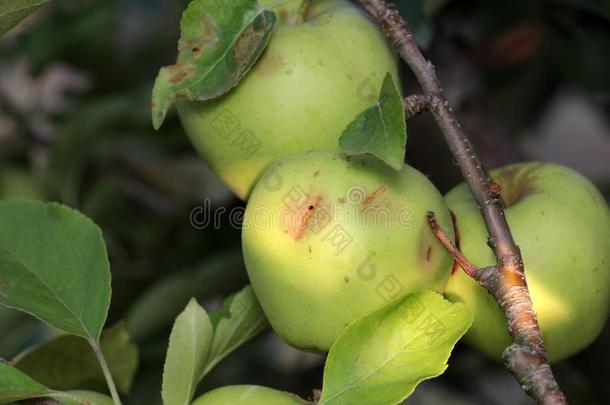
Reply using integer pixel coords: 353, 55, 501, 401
358, 0, 566, 403
403, 94, 433, 118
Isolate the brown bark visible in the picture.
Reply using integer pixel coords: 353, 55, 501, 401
358, 0, 567, 403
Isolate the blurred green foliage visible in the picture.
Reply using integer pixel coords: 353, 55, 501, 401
0, 0, 609, 404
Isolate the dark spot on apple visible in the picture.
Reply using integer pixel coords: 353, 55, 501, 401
450, 210, 462, 275
282, 194, 324, 240
314, 170, 320, 177
308, 246, 312, 254
337, 198, 345, 204
344, 276, 349, 283
418, 222, 438, 270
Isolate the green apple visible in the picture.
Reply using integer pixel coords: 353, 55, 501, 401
178, 0, 399, 200
444, 162, 610, 363
192, 385, 307, 404
242, 150, 454, 351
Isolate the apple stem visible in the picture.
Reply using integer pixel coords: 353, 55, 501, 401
358, 1, 566, 404
297, 0, 312, 23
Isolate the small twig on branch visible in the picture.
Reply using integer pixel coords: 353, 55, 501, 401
358, 0, 566, 403
427, 212, 482, 278
403, 94, 433, 119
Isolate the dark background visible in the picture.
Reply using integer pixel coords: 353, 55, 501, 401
0, 0, 609, 404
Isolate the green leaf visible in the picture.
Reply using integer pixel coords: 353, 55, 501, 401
13, 322, 138, 394
0, 0, 51, 37
126, 250, 248, 342
0, 362, 50, 404
162, 298, 213, 405
0, 200, 111, 341
0, 364, 111, 405
339, 73, 406, 171
151, 0, 277, 129
201, 285, 269, 379
319, 291, 472, 405
52, 390, 114, 405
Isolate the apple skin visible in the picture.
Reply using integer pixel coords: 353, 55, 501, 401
242, 150, 454, 351
192, 385, 307, 405
444, 162, 610, 363
177, 0, 399, 200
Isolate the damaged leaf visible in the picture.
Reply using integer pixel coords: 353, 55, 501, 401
151, 0, 277, 129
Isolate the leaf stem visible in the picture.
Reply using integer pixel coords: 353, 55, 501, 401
89, 339, 122, 405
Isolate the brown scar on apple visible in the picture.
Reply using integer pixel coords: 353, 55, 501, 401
363, 185, 386, 206
282, 194, 323, 240
450, 210, 462, 275
417, 223, 437, 270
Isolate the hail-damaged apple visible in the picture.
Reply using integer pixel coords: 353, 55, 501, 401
242, 150, 455, 351
178, 0, 399, 199
445, 162, 610, 363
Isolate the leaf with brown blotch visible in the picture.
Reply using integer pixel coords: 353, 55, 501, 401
151, 0, 277, 129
